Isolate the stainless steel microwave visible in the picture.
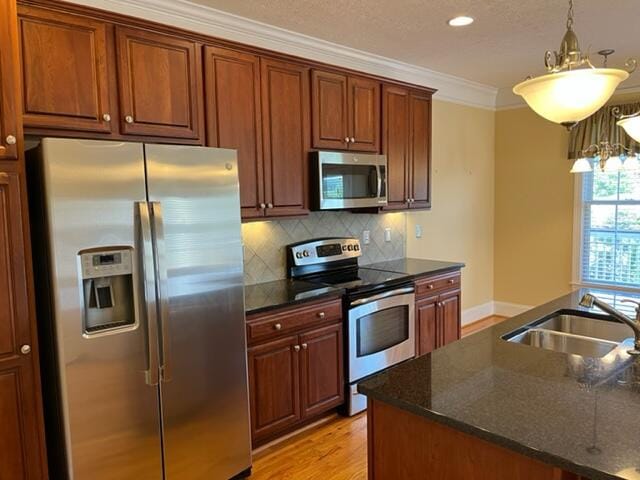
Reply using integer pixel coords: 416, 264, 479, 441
311, 151, 387, 210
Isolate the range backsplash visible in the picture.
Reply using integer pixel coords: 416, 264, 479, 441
242, 211, 406, 285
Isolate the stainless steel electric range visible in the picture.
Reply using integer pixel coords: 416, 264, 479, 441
287, 238, 415, 415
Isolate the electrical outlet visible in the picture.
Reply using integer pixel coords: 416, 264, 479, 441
363, 230, 370, 245
384, 228, 391, 242
415, 224, 423, 238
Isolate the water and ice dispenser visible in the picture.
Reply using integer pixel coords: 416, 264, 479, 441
79, 247, 136, 334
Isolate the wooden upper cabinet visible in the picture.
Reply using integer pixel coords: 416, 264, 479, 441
17, 6, 113, 134
311, 70, 348, 150
116, 27, 203, 140
204, 46, 263, 218
261, 58, 310, 218
0, 1, 21, 159
409, 91, 432, 209
382, 84, 432, 210
312, 70, 380, 152
382, 85, 410, 210
348, 76, 380, 152
0, 172, 46, 479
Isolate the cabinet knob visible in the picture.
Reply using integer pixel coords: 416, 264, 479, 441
5, 135, 16, 145
274, 323, 282, 331
427, 284, 434, 290
125, 115, 134, 124
102, 113, 111, 122
448, 279, 455, 284
294, 345, 301, 352
350, 137, 355, 143
259, 203, 266, 209
267, 203, 274, 209
302, 343, 308, 349
20, 345, 31, 355
345, 137, 350, 143
317, 311, 325, 319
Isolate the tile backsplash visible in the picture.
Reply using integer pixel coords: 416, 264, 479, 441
242, 211, 406, 285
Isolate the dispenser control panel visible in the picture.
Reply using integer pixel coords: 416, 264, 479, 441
81, 249, 133, 279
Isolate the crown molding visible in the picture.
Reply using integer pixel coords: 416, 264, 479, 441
65, 0, 498, 110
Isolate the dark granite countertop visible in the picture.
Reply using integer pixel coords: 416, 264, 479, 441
358, 288, 640, 480
244, 279, 344, 315
364, 258, 465, 278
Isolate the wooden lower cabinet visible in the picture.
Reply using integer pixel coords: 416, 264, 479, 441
415, 272, 462, 357
247, 300, 344, 445
248, 335, 301, 441
0, 169, 47, 479
300, 323, 343, 418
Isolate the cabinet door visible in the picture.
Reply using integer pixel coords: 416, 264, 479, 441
18, 6, 113, 134
409, 91, 432, 209
300, 323, 344, 418
248, 335, 301, 443
439, 290, 461, 347
348, 76, 380, 152
261, 58, 310, 217
0, 1, 21, 159
116, 27, 203, 140
204, 46, 264, 219
311, 70, 348, 150
0, 171, 46, 479
382, 85, 409, 210
416, 295, 438, 356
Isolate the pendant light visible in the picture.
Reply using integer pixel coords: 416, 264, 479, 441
614, 107, 640, 142
570, 140, 634, 173
513, 0, 636, 129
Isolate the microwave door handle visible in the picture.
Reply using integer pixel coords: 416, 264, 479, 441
376, 165, 382, 199
137, 202, 160, 386
350, 286, 415, 307
150, 201, 172, 383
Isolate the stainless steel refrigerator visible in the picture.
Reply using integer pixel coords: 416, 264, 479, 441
28, 138, 251, 480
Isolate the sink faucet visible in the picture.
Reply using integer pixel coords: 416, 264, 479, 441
579, 293, 640, 355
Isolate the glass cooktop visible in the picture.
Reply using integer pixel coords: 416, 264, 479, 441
306, 267, 409, 293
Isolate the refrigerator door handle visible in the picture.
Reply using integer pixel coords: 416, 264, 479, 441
150, 201, 172, 383
137, 201, 160, 386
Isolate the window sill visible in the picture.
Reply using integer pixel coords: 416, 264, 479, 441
571, 281, 640, 295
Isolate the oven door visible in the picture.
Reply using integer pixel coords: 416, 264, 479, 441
348, 287, 415, 383
316, 152, 387, 209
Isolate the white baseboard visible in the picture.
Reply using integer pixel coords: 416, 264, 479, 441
462, 301, 533, 325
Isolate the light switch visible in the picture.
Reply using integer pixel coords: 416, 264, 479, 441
363, 230, 370, 245
415, 224, 423, 238
384, 228, 391, 242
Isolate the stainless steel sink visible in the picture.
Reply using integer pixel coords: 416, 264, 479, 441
508, 328, 618, 358
535, 314, 630, 343
504, 311, 631, 358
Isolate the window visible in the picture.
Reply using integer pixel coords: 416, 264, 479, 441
577, 164, 640, 289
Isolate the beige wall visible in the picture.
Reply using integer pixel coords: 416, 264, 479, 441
494, 107, 574, 306
407, 100, 496, 310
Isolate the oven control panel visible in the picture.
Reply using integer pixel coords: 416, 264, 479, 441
288, 238, 361, 266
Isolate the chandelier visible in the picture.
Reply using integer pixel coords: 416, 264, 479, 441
614, 107, 640, 143
513, 0, 636, 129
570, 140, 639, 173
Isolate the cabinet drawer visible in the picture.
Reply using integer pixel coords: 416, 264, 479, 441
247, 299, 342, 344
415, 271, 460, 298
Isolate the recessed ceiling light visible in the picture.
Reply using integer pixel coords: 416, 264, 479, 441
448, 16, 474, 27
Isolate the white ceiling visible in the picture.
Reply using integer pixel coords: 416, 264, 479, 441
189, 0, 640, 97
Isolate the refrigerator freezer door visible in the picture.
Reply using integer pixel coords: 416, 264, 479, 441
145, 144, 251, 479
38, 139, 163, 479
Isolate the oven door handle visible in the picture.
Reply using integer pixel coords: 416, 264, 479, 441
350, 286, 415, 307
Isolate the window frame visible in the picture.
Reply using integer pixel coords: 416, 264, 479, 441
572, 170, 640, 293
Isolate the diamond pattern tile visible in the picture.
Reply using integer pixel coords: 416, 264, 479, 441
242, 212, 406, 285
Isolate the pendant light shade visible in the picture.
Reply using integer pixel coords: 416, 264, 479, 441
514, 68, 629, 127
624, 154, 640, 171
570, 157, 593, 173
617, 115, 640, 142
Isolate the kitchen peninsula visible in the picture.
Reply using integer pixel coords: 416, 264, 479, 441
359, 289, 640, 480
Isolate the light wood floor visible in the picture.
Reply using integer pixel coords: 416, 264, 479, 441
250, 315, 507, 479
